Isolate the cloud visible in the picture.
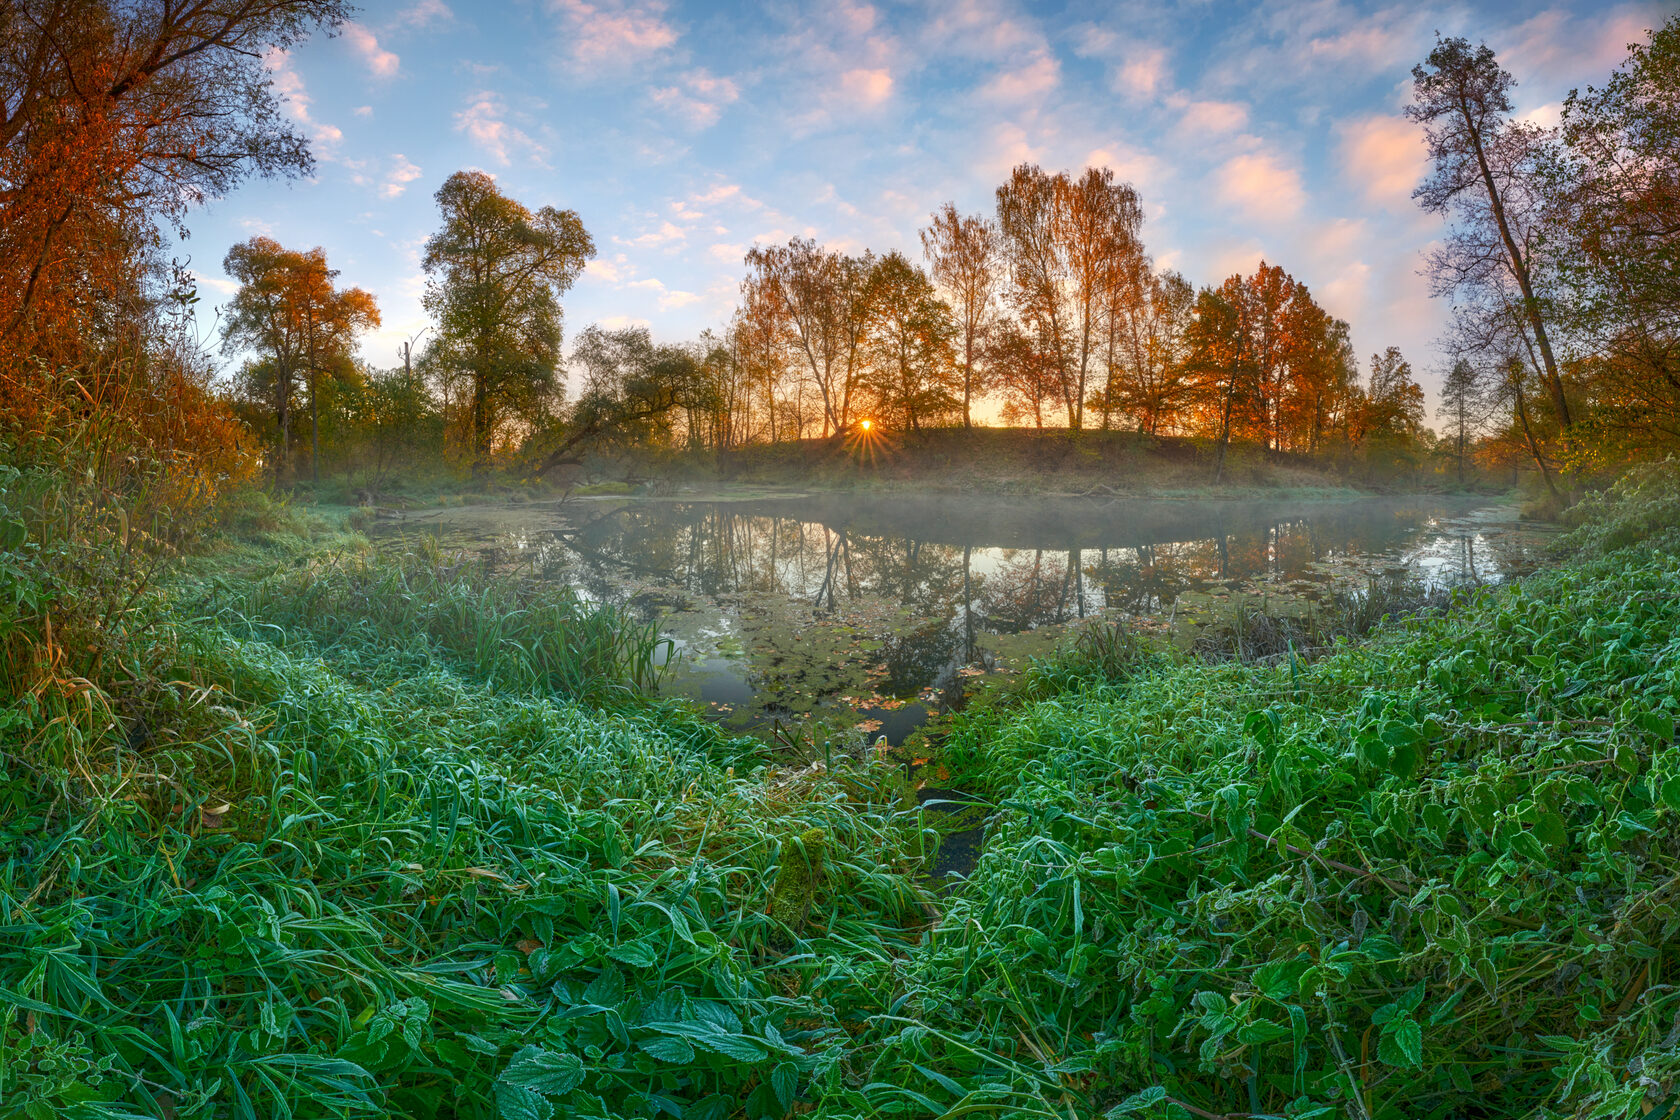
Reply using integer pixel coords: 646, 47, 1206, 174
1178, 99, 1248, 135
342, 23, 400, 77
614, 219, 686, 248
189, 270, 240, 298
837, 67, 894, 109
1216, 151, 1305, 222
265, 50, 341, 147
979, 51, 1058, 104
353, 105, 374, 118
1116, 46, 1170, 99
380, 154, 424, 199
1337, 114, 1426, 211
650, 69, 740, 128
397, 0, 453, 29
454, 90, 545, 165
550, 0, 678, 69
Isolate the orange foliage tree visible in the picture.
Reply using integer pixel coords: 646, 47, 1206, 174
221, 237, 380, 482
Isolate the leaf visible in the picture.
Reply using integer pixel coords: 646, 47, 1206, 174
606, 941, 658, 968
1108, 1086, 1167, 1115
693, 1032, 768, 1063
1660, 774, 1680, 811
502, 1046, 586, 1096
772, 1061, 800, 1110
494, 1081, 554, 1120
1377, 1017, 1423, 1069
1474, 957, 1499, 998
637, 1035, 695, 1064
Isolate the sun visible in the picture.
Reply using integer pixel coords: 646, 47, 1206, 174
859, 418, 873, 431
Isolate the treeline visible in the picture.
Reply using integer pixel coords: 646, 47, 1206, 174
219, 167, 1439, 489
2, 4, 1676, 503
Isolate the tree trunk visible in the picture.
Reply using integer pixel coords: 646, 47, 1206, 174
1460, 102, 1572, 429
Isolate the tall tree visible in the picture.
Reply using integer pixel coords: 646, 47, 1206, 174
994, 163, 1144, 429
0, 0, 348, 365
859, 252, 959, 432
996, 164, 1074, 426
920, 203, 999, 429
422, 171, 593, 475
1409, 36, 1573, 430
1438, 358, 1481, 485
1060, 166, 1144, 430
1550, 14, 1680, 452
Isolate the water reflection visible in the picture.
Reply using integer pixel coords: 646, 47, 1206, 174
393, 495, 1553, 737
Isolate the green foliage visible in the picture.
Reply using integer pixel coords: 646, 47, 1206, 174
1560, 458, 1680, 557
215, 534, 669, 705
905, 544, 1680, 1117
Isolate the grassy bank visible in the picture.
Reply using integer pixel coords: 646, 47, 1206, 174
2, 441, 1677, 1118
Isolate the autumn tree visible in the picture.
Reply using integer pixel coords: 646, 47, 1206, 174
858, 252, 959, 431
421, 171, 593, 475
1409, 36, 1573, 432
221, 238, 377, 483
989, 322, 1061, 430
1183, 286, 1248, 482
741, 239, 875, 436
995, 163, 1144, 429
0, 0, 348, 368
920, 203, 999, 429
1108, 268, 1197, 436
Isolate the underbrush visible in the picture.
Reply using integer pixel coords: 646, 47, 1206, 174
918, 503, 1680, 1117
202, 536, 669, 706
1, 464, 943, 1118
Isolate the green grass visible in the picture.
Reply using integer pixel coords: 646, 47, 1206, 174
2, 455, 1678, 1119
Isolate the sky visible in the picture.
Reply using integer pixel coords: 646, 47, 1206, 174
179, 0, 1675, 411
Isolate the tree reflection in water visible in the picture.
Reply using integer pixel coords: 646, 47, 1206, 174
476, 496, 1555, 728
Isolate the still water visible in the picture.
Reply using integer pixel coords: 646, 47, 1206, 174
381, 493, 1555, 742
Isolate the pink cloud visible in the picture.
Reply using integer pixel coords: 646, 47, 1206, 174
838, 67, 893, 108
1337, 114, 1426, 211
550, 0, 678, 68
342, 23, 400, 78
1179, 99, 1248, 135
1216, 151, 1305, 222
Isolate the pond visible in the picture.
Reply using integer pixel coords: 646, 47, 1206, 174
376, 492, 1557, 745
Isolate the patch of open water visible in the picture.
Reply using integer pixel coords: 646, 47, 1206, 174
373, 492, 1557, 747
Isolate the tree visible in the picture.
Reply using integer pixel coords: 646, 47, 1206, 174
1363, 347, 1426, 440
1438, 359, 1481, 484
422, 171, 593, 475
1105, 268, 1195, 436
0, 0, 348, 365
859, 252, 959, 431
1409, 36, 1573, 431
994, 163, 1144, 429
221, 238, 378, 482
1184, 286, 1247, 482
741, 239, 874, 436
1550, 14, 1680, 453
996, 164, 1073, 426
920, 203, 999, 429
989, 321, 1060, 430
535, 325, 701, 474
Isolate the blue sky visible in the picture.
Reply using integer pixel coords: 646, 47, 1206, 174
181, 0, 1673, 408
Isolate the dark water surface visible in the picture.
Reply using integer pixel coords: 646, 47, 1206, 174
379, 492, 1555, 742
